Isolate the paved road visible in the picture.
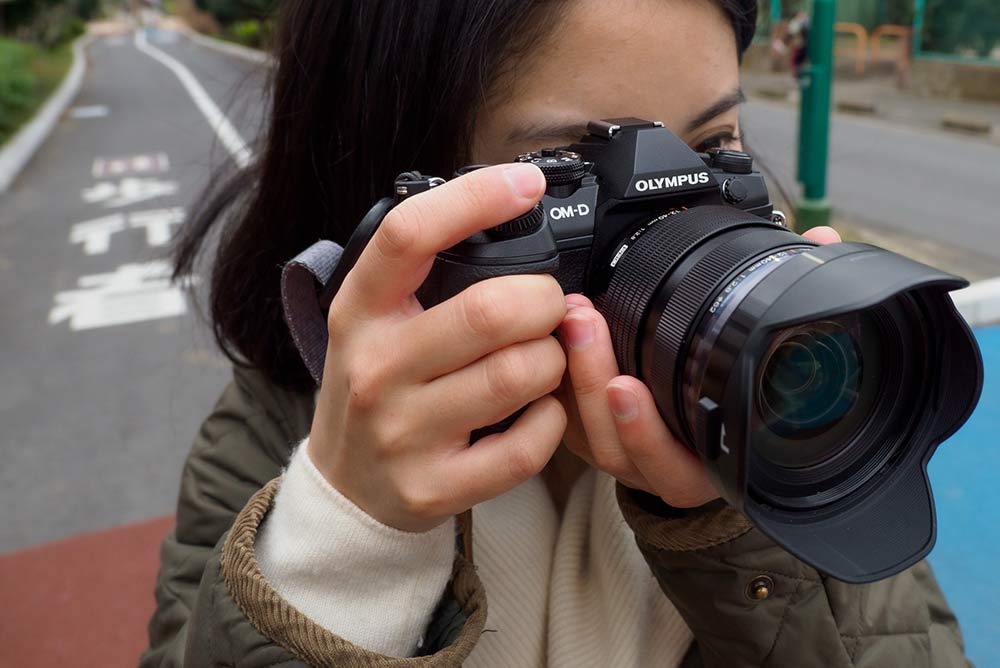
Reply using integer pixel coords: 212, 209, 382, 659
0, 26, 267, 552
743, 99, 1000, 276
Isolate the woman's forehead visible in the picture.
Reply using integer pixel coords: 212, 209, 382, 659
474, 0, 740, 161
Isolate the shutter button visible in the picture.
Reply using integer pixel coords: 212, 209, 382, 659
746, 575, 774, 601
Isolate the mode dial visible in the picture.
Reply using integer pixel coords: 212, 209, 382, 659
517, 149, 587, 186
489, 203, 545, 239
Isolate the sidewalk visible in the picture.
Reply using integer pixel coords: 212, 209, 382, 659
742, 67, 1000, 142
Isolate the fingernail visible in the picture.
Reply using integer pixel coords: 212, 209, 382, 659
561, 315, 594, 351
503, 163, 543, 199
607, 385, 639, 422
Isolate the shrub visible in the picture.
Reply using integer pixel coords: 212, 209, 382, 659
0, 39, 38, 138
228, 19, 263, 48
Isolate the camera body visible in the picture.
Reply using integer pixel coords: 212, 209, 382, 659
415, 117, 778, 307
320, 118, 982, 584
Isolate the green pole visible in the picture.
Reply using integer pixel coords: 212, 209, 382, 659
795, 0, 836, 232
771, 0, 782, 27
912, 0, 925, 55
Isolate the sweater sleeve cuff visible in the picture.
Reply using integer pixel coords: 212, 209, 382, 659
253, 440, 457, 657
615, 483, 753, 552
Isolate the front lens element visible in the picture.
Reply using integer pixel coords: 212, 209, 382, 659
758, 321, 861, 439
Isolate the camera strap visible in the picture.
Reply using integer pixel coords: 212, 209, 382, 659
280, 239, 344, 385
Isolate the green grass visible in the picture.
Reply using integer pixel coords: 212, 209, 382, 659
0, 38, 74, 147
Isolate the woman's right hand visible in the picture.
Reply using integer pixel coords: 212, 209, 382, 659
308, 163, 569, 533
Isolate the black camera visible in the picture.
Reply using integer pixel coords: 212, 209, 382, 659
321, 118, 982, 583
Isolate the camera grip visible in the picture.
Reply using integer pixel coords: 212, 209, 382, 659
416, 254, 561, 308
416, 254, 561, 443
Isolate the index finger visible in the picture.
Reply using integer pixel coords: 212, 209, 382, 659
338, 163, 546, 316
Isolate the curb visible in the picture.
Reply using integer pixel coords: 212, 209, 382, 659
940, 115, 993, 136
176, 24, 270, 65
951, 277, 1000, 328
0, 34, 93, 193
836, 99, 877, 115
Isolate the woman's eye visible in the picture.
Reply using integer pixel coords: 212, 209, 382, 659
692, 132, 740, 153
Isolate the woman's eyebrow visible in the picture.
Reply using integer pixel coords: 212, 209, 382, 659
505, 88, 746, 145
505, 121, 592, 145
684, 88, 746, 133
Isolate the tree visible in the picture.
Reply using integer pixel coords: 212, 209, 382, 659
193, 0, 278, 25
923, 0, 1000, 58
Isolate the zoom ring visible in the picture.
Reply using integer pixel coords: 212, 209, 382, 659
599, 207, 776, 377
649, 227, 810, 442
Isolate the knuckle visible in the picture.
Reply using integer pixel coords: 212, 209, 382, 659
462, 284, 506, 337
538, 275, 566, 310
369, 416, 408, 456
345, 362, 385, 412
506, 437, 546, 482
326, 303, 351, 342
539, 338, 568, 390
571, 369, 606, 398
486, 347, 528, 403
377, 208, 421, 258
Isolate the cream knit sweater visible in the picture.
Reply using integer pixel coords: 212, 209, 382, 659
257, 442, 693, 666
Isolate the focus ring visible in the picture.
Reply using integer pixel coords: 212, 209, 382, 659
649, 227, 810, 443
599, 206, 776, 376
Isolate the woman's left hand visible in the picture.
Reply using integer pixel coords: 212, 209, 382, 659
554, 226, 842, 508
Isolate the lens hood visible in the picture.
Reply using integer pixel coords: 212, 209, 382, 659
700, 242, 983, 582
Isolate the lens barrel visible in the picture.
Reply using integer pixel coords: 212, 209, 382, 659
597, 205, 982, 583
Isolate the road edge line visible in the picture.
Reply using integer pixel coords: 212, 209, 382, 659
0, 34, 94, 194
133, 28, 252, 169
177, 24, 271, 65
952, 277, 1000, 328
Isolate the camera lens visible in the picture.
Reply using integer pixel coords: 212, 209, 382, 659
758, 319, 861, 441
599, 206, 911, 509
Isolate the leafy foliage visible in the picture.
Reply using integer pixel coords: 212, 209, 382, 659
193, 0, 279, 25
923, 0, 1000, 58
1, 0, 97, 46
0, 36, 72, 145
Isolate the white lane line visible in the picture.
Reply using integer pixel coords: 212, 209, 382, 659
133, 28, 252, 169
70, 105, 110, 119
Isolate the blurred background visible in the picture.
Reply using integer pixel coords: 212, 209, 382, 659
0, 0, 997, 665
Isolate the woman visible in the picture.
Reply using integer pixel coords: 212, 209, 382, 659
142, 0, 971, 665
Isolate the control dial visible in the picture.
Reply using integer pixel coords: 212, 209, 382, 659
517, 149, 587, 186
489, 203, 545, 239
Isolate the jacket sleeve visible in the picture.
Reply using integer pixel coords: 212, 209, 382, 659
616, 485, 972, 668
140, 365, 311, 666
140, 366, 487, 667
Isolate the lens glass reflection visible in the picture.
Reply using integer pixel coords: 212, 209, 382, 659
759, 322, 861, 438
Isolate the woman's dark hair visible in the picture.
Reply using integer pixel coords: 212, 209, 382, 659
173, 0, 758, 394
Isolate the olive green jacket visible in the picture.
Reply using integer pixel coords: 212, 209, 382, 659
141, 365, 972, 667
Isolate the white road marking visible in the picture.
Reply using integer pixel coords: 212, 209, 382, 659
48, 261, 199, 331
134, 28, 252, 168
129, 207, 185, 246
68, 207, 186, 253
82, 177, 179, 208
92, 152, 170, 178
69, 214, 127, 255
70, 105, 109, 119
